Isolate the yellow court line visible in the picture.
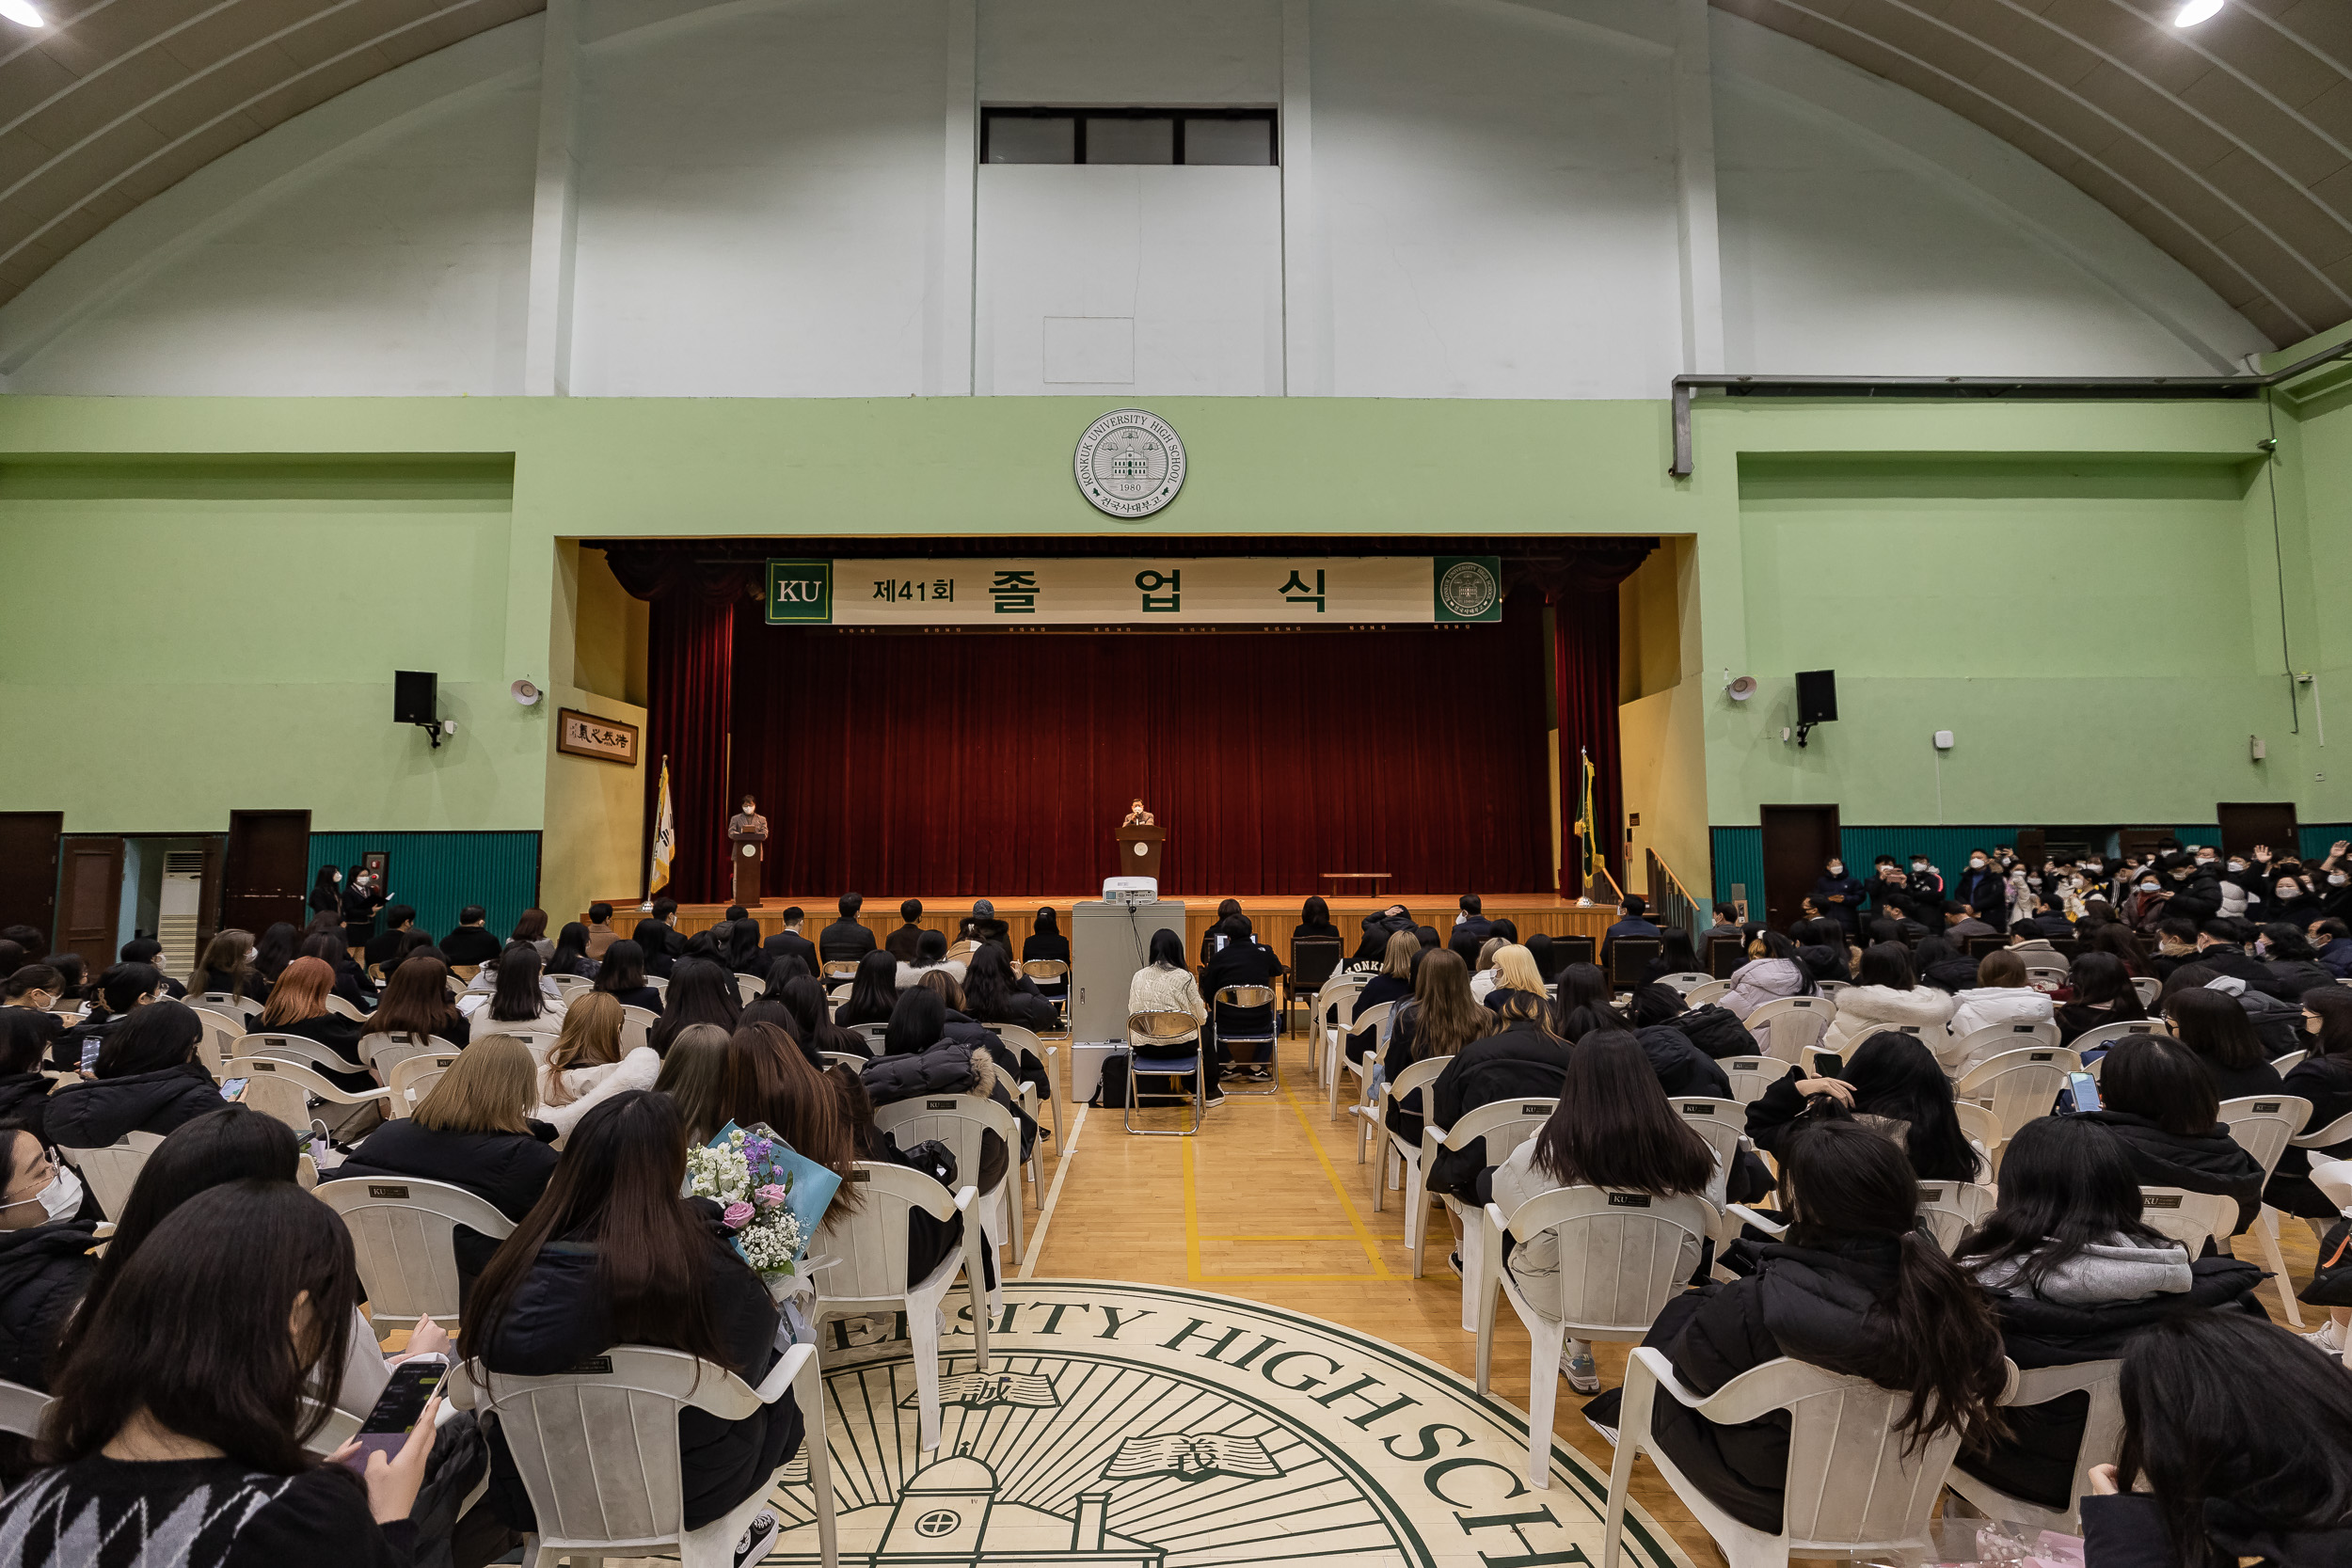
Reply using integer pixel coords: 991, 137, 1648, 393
1180, 1138, 1204, 1280
1198, 1234, 1365, 1243
1194, 1274, 1394, 1283
1281, 1081, 1395, 1279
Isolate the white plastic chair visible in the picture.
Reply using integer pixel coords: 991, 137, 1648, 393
1915, 1178, 1998, 1253
1328, 999, 1391, 1122
2069, 1019, 2159, 1056
1946, 1359, 2122, 1535
56, 1130, 164, 1220
1414, 1097, 1558, 1324
872, 1093, 1024, 1288
983, 1022, 1059, 1145
2218, 1093, 2313, 1326
451, 1342, 838, 1568
323, 994, 366, 1022
223, 1054, 393, 1135
1473, 1186, 1716, 1487
243, 1031, 369, 1081
2137, 1186, 2237, 1254
548, 974, 594, 999
0, 1377, 51, 1439
1367, 1056, 1448, 1256
184, 1006, 244, 1075
1673, 1097, 1747, 1180
1953, 1045, 2080, 1143
731, 972, 763, 1006
2273, 1048, 2309, 1074
1946, 1019, 2063, 1072
620, 1004, 657, 1056
194, 991, 263, 1019
1950, 1100, 2005, 1176
314, 1176, 516, 1338
1722, 1056, 1782, 1105
806, 1161, 986, 1451
2025, 966, 2069, 989
1657, 972, 1713, 995
2294, 1106, 2352, 1152
386, 1052, 463, 1117
2132, 975, 2162, 1006
1309, 974, 1365, 1078
1744, 996, 1834, 1062
1686, 979, 1733, 1006
359, 1032, 461, 1079
850, 1022, 890, 1050
820, 1050, 867, 1072
1602, 1346, 1990, 1568
1814, 980, 1852, 1001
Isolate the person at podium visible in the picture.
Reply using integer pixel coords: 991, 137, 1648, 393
1121, 798, 1155, 828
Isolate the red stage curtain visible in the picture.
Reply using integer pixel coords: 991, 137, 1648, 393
1553, 588, 1623, 897
733, 597, 1554, 897
644, 592, 738, 902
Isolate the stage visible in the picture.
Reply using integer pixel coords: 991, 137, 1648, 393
589, 894, 1614, 972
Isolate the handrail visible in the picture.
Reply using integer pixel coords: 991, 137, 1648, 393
1646, 848, 1702, 942
1664, 332, 2352, 478
1588, 860, 1624, 904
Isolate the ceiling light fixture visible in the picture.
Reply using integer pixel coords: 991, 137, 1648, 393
0, 0, 44, 26
2172, 0, 2223, 26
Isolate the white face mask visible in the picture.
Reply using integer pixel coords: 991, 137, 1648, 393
1827, 864, 1843, 877
5, 1165, 81, 1226
1970, 858, 1987, 869
331, 870, 342, 882
244, 946, 258, 961
2139, 881, 2159, 892
2332, 875, 2348, 887
1911, 862, 1927, 871
2280, 886, 2301, 899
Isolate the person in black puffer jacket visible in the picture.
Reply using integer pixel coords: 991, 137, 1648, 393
2076, 1035, 2264, 1236
339, 1037, 558, 1283
466, 1091, 801, 1548
0, 1017, 54, 1144
1349, 905, 1418, 966
0, 1126, 99, 1390
2155, 855, 2222, 926
1424, 993, 1571, 1202
1949, 1117, 2265, 1513
1631, 1022, 1733, 1100
1581, 1116, 2008, 1535
1664, 1002, 1760, 1062
45, 1001, 225, 1149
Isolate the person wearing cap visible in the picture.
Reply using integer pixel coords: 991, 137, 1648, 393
960, 899, 1009, 950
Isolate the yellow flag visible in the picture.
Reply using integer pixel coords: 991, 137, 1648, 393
648, 756, 675, 895
1579, 748, 1597, 885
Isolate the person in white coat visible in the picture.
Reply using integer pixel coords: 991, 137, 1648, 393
1939, 948, 2055, 1073
1824, 942, 1957, 1050
532, 991, 661, 1143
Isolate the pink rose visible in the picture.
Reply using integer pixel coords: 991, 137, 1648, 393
721, 1201, 755, 1230
755, 1184, 787, 1208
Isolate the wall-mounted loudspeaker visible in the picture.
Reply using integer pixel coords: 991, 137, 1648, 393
1793, 669, 1837, 749
393, 671, 437, 725
1724, 673, 1757, 702
511, 679, 542, 706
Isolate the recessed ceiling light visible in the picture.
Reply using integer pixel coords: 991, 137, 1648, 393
0, 0, 44, 25
2173, 0, 2223, 25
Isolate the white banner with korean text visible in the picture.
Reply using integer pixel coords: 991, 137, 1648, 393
788, 556, 1502, 626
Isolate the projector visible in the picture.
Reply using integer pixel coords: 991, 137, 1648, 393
1102, 876, 1158, 906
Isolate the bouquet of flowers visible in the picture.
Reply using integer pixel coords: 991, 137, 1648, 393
686, 1121, 819, 1289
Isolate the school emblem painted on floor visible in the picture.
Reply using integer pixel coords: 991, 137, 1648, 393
766, 1279, 1692, 1568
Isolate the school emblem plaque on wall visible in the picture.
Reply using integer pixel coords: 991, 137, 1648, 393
1075, 409, 1185, 518
764, 1279, 1692, 1568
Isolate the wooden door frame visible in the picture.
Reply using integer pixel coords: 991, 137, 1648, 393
57, 835, 126, 976
1759, 803, 1841, 931
222, 809, 312, 938
0, 812, 64, 954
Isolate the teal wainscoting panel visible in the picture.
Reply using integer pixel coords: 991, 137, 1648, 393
1838, 827, 2019, 883
306, 832, 542, 945
1709, 828, 1762, 914
2301, 826, 2352, 863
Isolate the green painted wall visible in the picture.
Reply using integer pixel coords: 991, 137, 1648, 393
0, 389, 2339, 909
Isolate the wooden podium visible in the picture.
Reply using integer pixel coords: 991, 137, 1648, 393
1117, 823, 1164, 882
728, 835, 765, 906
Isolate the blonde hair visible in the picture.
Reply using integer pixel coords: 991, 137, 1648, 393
411, 1035, 536, 1135
1382, 929, 1418, 980
1476, 937, 1504, 972
541, 991, 625, 1107
1491, 943, 1546, 997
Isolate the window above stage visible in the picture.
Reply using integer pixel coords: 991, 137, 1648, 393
980, 108, 1277, 167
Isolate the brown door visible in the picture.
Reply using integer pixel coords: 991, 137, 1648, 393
0, 813, 63, 954
2216, 802, 2298, 862
221, 810, 311, 937
57, 837, 124, 975
1759, 804, 1841, 930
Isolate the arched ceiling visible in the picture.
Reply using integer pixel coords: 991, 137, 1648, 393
0, 0, 2345, 349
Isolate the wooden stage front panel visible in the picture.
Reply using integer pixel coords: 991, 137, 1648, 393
591, 894, 1613, 973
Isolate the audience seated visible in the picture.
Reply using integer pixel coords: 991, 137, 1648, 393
1582, 1116, 2007, 1533
2082, 1313, 2352, 1567
2161, 986, 2285, 1100
1719, 930, 1812, 1022
299, 932, 375, 1011
589, 939, 663, 1014
2255, 921, 2335, 998
911, 972, 1000, 1059
2076, 1035, 2264, 1236
1824, 942, 1954, 1048
1021, 907, 1070, 990
1948, 1116, 2262, 1513
465, 1091, 798, 1559
1941, 948, 2055, 1071
834, 949, 901, 1028
359, 956, 470, 1050
1600, 895, 1663, 969
546, 921, 599, 980
246, 957, 372, 1093
819, 893, 877, 965
533, 992, 660, 1140
247, 924, 297, 988
0, 1019, 53, 1141
882, 898, 929, 963
437, 905, 503, 970
1293, 895, 1341, 949
2265, 990, 2352, 1331
56, 963, 167, 1074
1347, 933, 1419, 1064
1483, 945, 1550, 1018
1351, 904, 1417, 966
644, 958, 739, 1056
718, 1023, 858, 1191
651, 1023, 735, 1143
2054, 951, 2149, 1049
0, 1124, 99, 1391
755, 907, 814, 976
1125, 930, 1214, 1104
0, 1181, 433, 1564
961, 943, 1057, 1037
1745, 1030, 1982, 1182
1617, 989, 1735, 1099
1423, 989, 1571, 1247
458, 945, 564, 1037
1491, 1031, 1717, 1393
719, 918, 767, 980
1196, 915, 1283, 1080
897, 929, 965, 991
1639, 927, 1700, 985
341, 1036, 559, 1282
628, 917, 678, 978
778, 975, 866, 1061
188, 929, 268, 1004
48, 1002, 226, 1146
1377, 949, 1495, 1150
2312, 917, 2352, 978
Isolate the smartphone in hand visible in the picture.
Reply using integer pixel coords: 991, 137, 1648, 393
339, 1356, 445, 1471
2060, 1069, 2102, 1115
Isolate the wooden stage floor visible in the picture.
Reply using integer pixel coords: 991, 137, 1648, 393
595, 893, 1614, 968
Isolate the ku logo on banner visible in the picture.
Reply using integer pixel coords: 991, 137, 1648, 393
766, 560, 833, 624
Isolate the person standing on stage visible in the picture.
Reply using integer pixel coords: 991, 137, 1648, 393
1121, 799, 1155, 828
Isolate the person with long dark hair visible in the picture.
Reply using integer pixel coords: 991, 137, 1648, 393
834, 949, 901, 1029
1490, 1031, 1716, 1393
1020, 908, 1069, 1003
547, 921, 599, 980
307, 865, 343, 925
1948, 1116, 2260, 1513
644, 957, 739, 1056
780, 976, 865, 1061
0, 1017, 55, 1140
962, 943, 1056, 1034
590, 939, 662, 1014
1125, 929, 1215, 1109
45, 1001, 225, 1146
1199, 914, 1285, 1082
720, 918, 767, 979
1379, 948, 1497, 1148
0, 1182, 434, 1563
252, 922, 302, 985
2055, 950, 2150, 1050
652, 1024, 734, 1146
358, 956, 469, 1049
2078, 1035, 2265, 1236
2082, 1312, 2352, 1565
465, 1091, 799, 1560
1743, 1030, 1983, 1180
628, 916, 678, 979
2162, 987, 2285, 1101
1422, 986, 1571, 1272
1639, 927, 1700, 985
1294, 896, 1339, 946
1582, 1116, 2008, 1532
720, 1022, 858, 1199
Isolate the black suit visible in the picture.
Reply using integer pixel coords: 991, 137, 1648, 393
819, 919, 876, 964
763, 929, 818, 975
